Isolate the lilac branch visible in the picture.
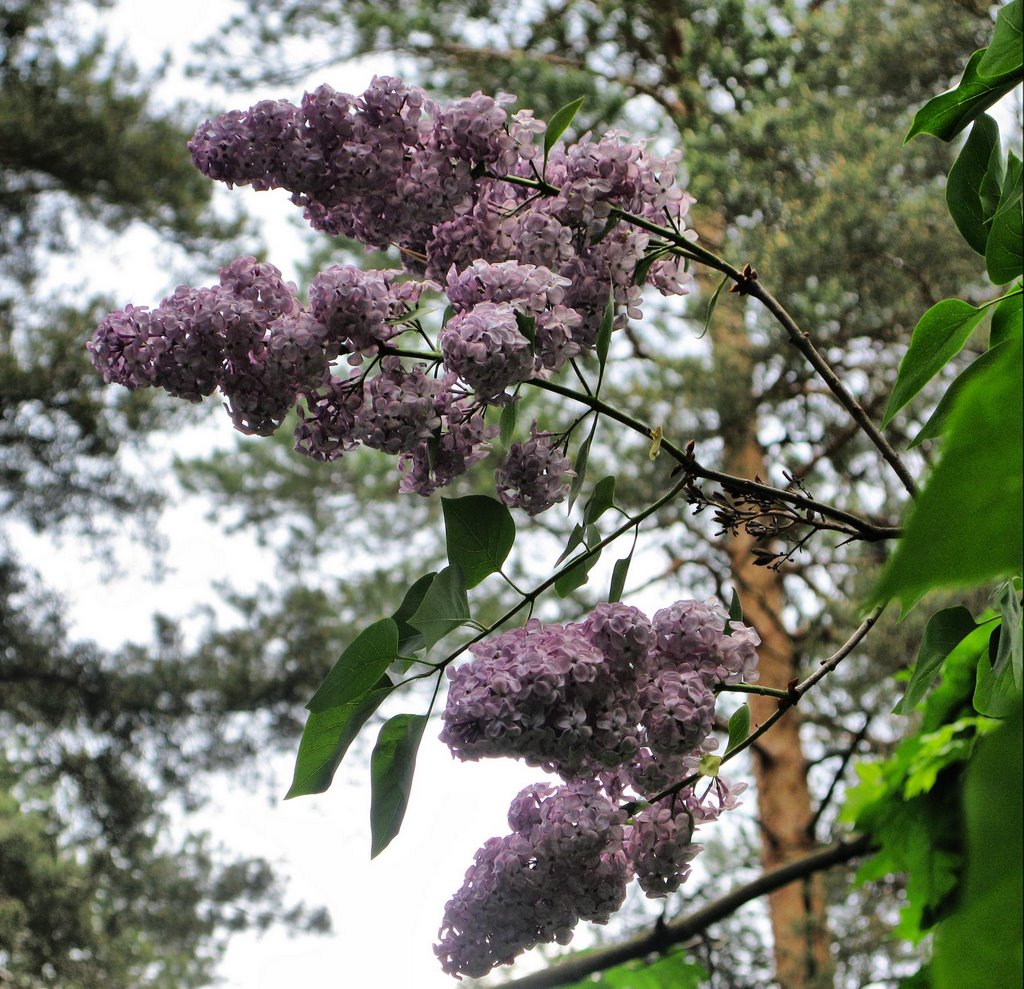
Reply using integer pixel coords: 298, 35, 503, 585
500, 835, 873, 989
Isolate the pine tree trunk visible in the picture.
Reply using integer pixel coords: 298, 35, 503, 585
704, 235, 833, 987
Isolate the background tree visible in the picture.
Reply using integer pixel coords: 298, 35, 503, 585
181, 1, 1004, 985
0, 2, 337, 983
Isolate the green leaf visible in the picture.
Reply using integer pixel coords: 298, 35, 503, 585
894, 608, 984, 714
994, 579, 1023, 688
286, 681, 391, 798
977, 0, 1023, 78
555, 543, 603, 597
556, 523, 587, 566
882, 299, 987, 427
583, 475, 616, 525
608, 552, 632, 604
870, 337, 1024, 615
906, 49, 1022, 143
567, 421, 596, 512
633, 246, 675, 287
306, 618, 400, 713
369, 714, 427, 858
442, 495, 516, 589
990, 286, 1023, 347
727, 704, 751, 751
408, 565, 470, 650
728, 588, 744, 624
543, 96, 585, 157
985, 151, 1023, 285
595, 292, 614, 378
973, 630, 1019, 717
933, 703, 1023, 989
499, 401, 518, 447
515, 310, 536, 353
701, 274, 730, 338
909, 340, 1015, 447
391, 572, 437, 659
946, 114, 1002, 254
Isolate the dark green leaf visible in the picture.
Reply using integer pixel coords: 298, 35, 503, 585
870, 337, 1023, 615
442, 495, 516, 589
994, 579, 1023, 688
893, 607, 982, 714
946, 114, 1002, 254
391, 572, 438, 663
906, 49, 1022, 143
727, 704, 751, 751
556, 523, 587, 566
555, 545, 603, 597
515, 310, 536, 353
985, 151, 1023, 284
286, 681, 391, 798
409, 565, 470, 650
700, 274, 730, 338
977, 0, 1023, 78
567, 421, 596, 512
933, 704, 1023, 989
543, 96, 585, 157
989, 286, 1023, 347
633, 246, 674, 286
307, 618, 400, 713
882, 299, 987, 427
728, 588, 744, 624
499, 401, 518, 447
583, 475, 616, 525
910, 340, 1014, 447
608, 553, 632, 604
595, 292, 614, 377
370, 714, 427, 858
974, 627, 1019, 716
441, 304, 455, 326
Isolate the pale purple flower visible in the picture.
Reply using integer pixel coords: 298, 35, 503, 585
439, 301, 535, 400
495, 425, 573, 516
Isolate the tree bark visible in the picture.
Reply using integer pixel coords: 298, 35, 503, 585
704, 219, 833, 987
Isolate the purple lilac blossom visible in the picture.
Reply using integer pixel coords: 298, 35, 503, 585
494, 424, 573, 516
293, 372, 366, 461
356, 357, 443, 455
440, 619, 645, 778
435, 781, 630, 978
651, 599, 762, 687
439, 301, 535, 400
398, 403, 494, 496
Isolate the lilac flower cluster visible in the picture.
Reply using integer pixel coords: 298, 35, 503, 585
93, 78, 698, 509
436, 599, 758, 976
436, 781, 630, 978
188, 75, 694, 347
87, 259, 305, 434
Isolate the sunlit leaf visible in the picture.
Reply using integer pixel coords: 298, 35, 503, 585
985, 151, 1023, 284
726, 704, 751, 751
